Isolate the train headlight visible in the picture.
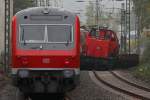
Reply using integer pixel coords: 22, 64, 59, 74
18, 70, 29, 78
65, 61, 70, 65
63, 70, 74, 78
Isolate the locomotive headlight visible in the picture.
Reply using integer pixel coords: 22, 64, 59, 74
65, 60, 70, 65
18, 70, 29, 78
65, 58, 72, 65
63, 70, 74, 78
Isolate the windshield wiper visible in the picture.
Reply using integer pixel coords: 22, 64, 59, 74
65, 40, 70, 46
22, 28, 26, 45
30, 45, 43, 50
65, 28, 72, 47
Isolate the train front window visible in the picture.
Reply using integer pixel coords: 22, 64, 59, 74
47, 25, 73, 43
19, 24, 73, 44
20, 25, 45, 43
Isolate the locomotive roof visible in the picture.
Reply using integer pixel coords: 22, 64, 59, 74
15, 7, 76, 17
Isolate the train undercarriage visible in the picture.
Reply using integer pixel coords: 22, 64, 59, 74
80, 54, 139, 70
12, 69, 80, 95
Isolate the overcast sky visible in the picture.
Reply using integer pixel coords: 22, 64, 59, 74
62, 0, 126, 23
63, 0, 87, 22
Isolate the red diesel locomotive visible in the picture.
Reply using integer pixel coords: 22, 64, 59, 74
11, 7, 80, 96
81, 28, 119, 67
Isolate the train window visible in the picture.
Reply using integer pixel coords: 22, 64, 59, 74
89, 28, 96, 37
105, 31, 111, 40
20, 25, 45, 43
19, 24, 73, 44
47, 25, 73, 43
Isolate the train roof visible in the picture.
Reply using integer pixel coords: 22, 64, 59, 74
15, 7, 76, 17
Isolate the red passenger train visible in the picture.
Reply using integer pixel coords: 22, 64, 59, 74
11, 7, 80, 96
81, 28, 119, 67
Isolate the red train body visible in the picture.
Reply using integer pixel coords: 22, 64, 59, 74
81, 28, 119, 66
11, 7, 80, 95
86, 29, 119, 58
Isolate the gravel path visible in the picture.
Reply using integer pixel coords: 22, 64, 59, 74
0, 74, 16, 100
67, 71, 128, 100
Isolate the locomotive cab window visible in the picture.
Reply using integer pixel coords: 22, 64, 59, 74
89, 28, 97, 37
104, 31, 111, 40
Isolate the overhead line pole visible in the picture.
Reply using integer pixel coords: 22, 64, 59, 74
4, 0, 11, 73
137, 0, 143, 55
95, 0, 99, 27
121, 3, 126, 54
128, 0, 131, 54
124, 0, 131, 54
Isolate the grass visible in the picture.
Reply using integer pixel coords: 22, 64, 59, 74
132, 36, 150, 80
133, 63, 150, 79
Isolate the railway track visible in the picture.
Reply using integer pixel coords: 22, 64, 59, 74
93, 71, 150, 100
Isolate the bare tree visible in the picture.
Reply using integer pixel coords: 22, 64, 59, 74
85, 1, 96, 26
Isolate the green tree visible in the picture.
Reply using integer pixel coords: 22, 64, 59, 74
133, 0, 150, 29
13, 0, 36, 14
